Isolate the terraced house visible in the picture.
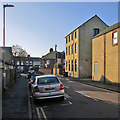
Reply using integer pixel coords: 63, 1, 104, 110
92, 22, 120, 83
65, 15, 108, 78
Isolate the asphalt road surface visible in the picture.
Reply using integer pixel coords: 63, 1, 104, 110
30, 76, 119, 120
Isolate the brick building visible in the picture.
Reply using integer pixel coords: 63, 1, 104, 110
92, 22, 120, 83
65, 15, 108, 78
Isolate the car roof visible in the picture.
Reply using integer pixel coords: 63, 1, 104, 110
36, 75, 57, 79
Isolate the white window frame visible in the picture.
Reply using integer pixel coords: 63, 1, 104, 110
112, 31, 118, 45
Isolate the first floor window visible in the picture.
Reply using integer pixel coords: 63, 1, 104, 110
69, 46, 70, 55
75, 60, 77, 72
112, 31, 118, 45
71, 60, 73, 71
69, 61, 70, 71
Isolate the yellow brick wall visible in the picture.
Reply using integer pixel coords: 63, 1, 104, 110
92, 35, 104, 81
118, 28, 120, 83
65, 29, 79, 78
92, 28, 119, 83
105, 29, 119, 83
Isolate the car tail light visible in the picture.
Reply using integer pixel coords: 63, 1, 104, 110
60, 83, 64, 90
34, 86, 39, 93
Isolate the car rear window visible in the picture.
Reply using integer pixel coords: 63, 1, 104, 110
37, 77, 59, 84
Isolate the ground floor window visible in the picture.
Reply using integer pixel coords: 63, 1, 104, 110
71, 60, 73, 71
69, 61, 70, 71
75, 60, 77, 72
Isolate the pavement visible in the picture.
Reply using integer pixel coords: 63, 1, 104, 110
2, 75, 29, 119
57, 75, 120, 93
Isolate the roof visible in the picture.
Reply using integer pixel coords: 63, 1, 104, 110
42, 51, 56, 59
65, 15, 108, 38
94, 22, 120, 38
36, 75, 57, 78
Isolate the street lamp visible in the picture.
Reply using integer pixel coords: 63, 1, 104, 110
3, 4, 14, 91
3, 4, 14, 47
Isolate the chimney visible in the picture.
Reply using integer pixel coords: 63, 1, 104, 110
55, 45, 57, 51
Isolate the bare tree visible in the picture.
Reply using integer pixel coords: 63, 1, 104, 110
12, 45, 28, 57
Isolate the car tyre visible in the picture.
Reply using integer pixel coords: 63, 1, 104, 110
59, 96, 64, 101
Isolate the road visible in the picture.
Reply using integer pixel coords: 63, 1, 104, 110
30, 76, 119, 120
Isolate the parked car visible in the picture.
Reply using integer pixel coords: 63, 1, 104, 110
27, 70, 35, 79
31, 75, 64, 101
28, 74, 38, 89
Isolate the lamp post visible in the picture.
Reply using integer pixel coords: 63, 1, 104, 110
3, 4, 14, 91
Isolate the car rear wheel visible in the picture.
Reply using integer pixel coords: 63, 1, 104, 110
59, 96, 64, 101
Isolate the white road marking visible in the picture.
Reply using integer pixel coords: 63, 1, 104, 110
68, 81, 73, 82
61, 101, 72, 106
68, 101, 72, 104
65, 86, 69, 89
36, 107, 41, 120
75, 90, 99, 101
64, 93, 71, 98
40, 107, 47, 120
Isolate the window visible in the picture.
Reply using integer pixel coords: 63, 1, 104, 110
69, 36, 70, 42
46, 60, 50, 64
66, 37, 67, 43
17, 61, 19, 65
75, 60, 77, 72
69, 61, 70, 71
69, 46, 70, 55
71, 60, 73, 71
72, 34, 74, 40
30, 61, 32, 65
66, 47, 67, 55
112, 31, 118, 45
71, 44, 74, 54
75, 43, 77, 53
94, 28, 99, 36
26, 61, 28, 65
21, 61, 23, 65
66, 61, 67, 70
75, 31, 77, 38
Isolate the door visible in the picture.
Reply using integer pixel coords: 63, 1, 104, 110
94, 63, 98, 80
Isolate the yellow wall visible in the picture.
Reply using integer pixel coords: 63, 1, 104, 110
92, 35, 104, 81
118, 28, 120, 83
105, 30, 118, 83
65, 29, 79, 78
92, 28, 119, 83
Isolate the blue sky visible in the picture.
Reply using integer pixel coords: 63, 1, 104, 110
0, 2, 118, 57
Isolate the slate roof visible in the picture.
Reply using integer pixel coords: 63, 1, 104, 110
94, 22, 120, 38
42, 51, 65, 60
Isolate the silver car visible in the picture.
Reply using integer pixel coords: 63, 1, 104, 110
31, 75, 64, 101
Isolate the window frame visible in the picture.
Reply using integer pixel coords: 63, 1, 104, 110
112, 30, 118, 45
75, 43, 77, 53
71, 44, 74, 54
71, 60, 73, 71
75, 59, 77, 72
69, 60, 70, 71
93, 28, 99, 36
69, 46, 70, 55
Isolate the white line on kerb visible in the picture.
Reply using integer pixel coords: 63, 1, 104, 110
36, 107, 41, 120
64, 93, 71, 98
65, 86, 69, 89
75, 90, 99, 101
68, 101, 72, 104
40, 107, 47, 120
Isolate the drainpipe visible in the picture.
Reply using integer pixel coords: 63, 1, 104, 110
104, 34, 106, 83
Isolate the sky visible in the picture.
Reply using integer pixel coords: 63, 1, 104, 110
0, 2, 119, 57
